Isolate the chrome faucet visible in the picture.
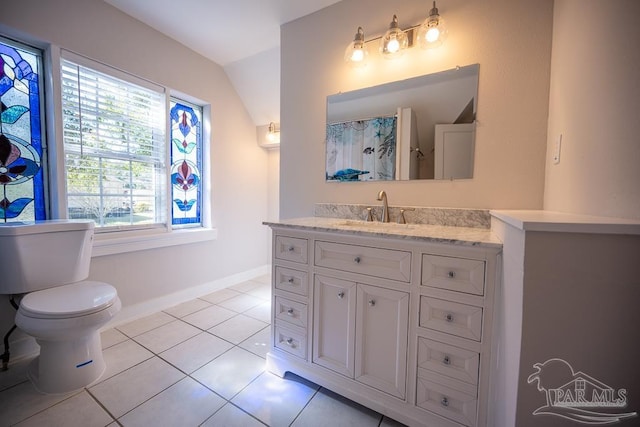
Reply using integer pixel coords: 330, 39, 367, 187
377, 190, 390, 222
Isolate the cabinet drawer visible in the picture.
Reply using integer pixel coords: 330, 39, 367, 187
422, 255, 485, 295
274, 325, 307, 359
274, 296, 308, 329
275, 236, 308, 264
274, 266, 308, 296
417, 337, 479, 385
416, 371, 478, 427
419, 297, 483, 341
315, 241, 411, 282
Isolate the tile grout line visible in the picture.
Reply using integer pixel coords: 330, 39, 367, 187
85, 387, 121, 426
9, 388, 85, 426
8, 281, 277, 426
287, 387, 321, 427
114, 284, 264, 339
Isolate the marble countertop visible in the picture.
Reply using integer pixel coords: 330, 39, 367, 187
264, 217, 503, 248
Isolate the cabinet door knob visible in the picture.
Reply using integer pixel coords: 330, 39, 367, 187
441, 397, 449, 407
368, 299, 376, 307
445, 313, 454, 322
286, 308, 294, 316
337, 291, 345, 299
354, 256, 361, 264
286, 338, 294, 346
443, 355, 451, 365
287, 277, 294, 284
447, 271, 456, 278
287, 246, 295, 252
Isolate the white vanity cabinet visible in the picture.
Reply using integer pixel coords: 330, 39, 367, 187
266, 222, 501, 427
313, 275, 409, 398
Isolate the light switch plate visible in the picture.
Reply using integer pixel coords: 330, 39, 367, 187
553, 134, 562, 164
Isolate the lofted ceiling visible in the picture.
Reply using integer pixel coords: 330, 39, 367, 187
104, 0, 342, 125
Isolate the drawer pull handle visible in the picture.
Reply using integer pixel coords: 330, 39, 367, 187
287, 246, 295, 252
286, 338, 294, 346
441, 397, 450, 407
445, 313, 454, 322
338, 292, 345, 299
354, 256, 361, 264
287, 277, 294, 284
447, 271, 456, 278
368, 299, 376, 307
443, 355, 451, 365
286, 308, 294, 316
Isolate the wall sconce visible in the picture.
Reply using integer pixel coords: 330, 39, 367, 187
266, 122, 280, 143
380, 15, 409, 59
258, 122, 280, 149
344, 27, 369, 68
344, 1, 446, 67
417, 1, 447, 49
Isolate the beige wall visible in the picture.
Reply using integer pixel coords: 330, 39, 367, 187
544, 0, 640, 219
0, 0, 270, 353
280, 0, 554, 219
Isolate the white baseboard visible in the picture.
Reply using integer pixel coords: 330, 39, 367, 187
6, 265, 271, 365
4, 336, 40, 367
104, 264, 271, 329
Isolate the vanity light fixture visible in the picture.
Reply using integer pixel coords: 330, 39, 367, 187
380, 15, 409, 58
344, 2, 448, 66
417, 1, 447, 49
266, 122, 280, 142
344, 27, 369, 67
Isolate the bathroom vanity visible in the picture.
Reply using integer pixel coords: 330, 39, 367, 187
264, 217, 502, 427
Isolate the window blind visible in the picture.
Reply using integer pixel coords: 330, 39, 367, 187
61, 57, 167, 230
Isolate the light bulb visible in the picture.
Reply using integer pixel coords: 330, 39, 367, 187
426, 27, 440, 43
345, 27, 369, 67
380, 15, 408, 59
418, 1, 447, 49
387, 38, 400, 53
350, 48, 365, 62
266, 122, 279, 143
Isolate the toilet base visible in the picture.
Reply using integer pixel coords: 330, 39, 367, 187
28, 334, 106, 394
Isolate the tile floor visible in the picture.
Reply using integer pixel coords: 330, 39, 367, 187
0, 274, 406, 427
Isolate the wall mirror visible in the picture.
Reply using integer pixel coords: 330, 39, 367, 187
326, 64, 479, 181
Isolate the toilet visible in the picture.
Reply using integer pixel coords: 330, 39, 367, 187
0, 220, 121, 394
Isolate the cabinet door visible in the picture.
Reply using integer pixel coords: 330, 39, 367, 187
355, 284, 409, 399
312, 275, 356, 377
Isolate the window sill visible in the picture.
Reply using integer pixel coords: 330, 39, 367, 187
92, 227, 217, 257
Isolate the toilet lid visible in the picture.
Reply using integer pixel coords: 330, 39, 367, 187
20, 281, 118, 319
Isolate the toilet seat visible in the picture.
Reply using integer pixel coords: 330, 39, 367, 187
19, 281, 118, 319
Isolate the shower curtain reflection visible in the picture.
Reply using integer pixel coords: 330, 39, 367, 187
326, 116, 396, 181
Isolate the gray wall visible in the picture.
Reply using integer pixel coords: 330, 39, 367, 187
517, 231, 640, 426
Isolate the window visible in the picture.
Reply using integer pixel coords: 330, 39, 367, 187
170, 99, 203, 227
1, 32, 213, 253
0, 36, 46, 222
61, 54, 167, 231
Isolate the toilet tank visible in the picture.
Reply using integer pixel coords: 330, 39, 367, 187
0, 220, 95, 294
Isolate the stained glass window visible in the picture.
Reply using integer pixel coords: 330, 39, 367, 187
170, 99, 202, 227
0, 37, 46, 223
